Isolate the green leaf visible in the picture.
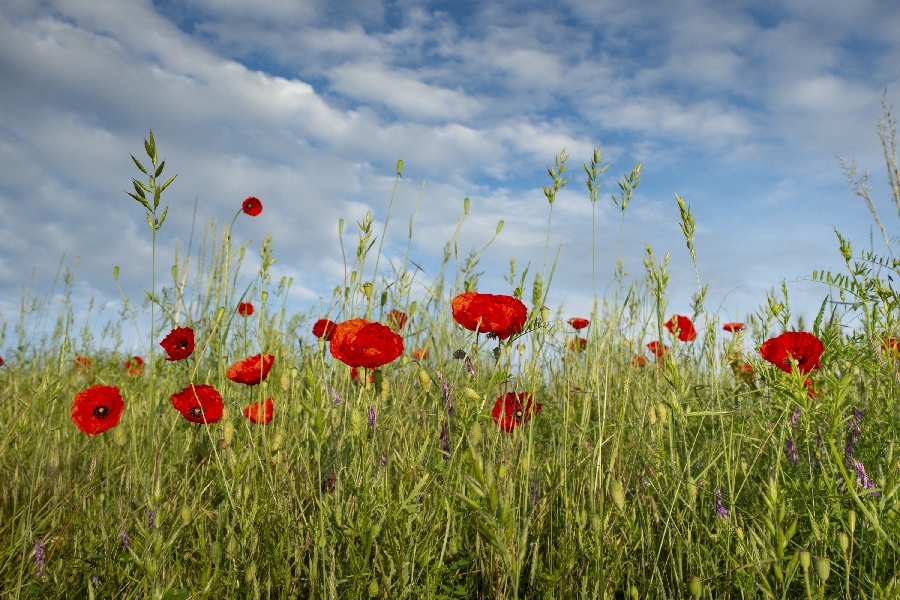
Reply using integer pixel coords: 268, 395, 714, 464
162, 588, 190, 600
131, 154, 148, 175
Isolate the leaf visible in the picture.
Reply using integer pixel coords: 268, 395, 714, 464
162, 588, 190, 600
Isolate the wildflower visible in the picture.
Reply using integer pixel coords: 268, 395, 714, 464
367, 407, 376, 429
385, 309, 408, 331
529, 480, 540, 507
436, 372, 453, 415
413, 347, 430, 360
242, 196, 262, 216
646, 341, 669, 357
33, 539, 45, 576
0, 356, 4, 367
312, 318, 337, 341
243, 398, 274, 425
784, 438, 799, 464
170, 384, 224, 424
226, 353, 275, 385
119, 531, 130, 550
321, 468, 335, 492
569, 337, 587, 352
329, 319, 404, 370
731, 360, 753, 379
148, 510, 155, 532
124, 356, 144, 377
883, 336, 900, 357
723, 322, 745, 333
790, 405, 802, 428
326, 385, 340, 405
491, 392, 542, 433
71, 385, 125, 435
451, 291, 527, 340
440, 422, 450, 460
715, 487, 729, 520
452, 349, 467, 359
452, 350, 475, 380
759, 331, 824, 375
665, 315, 697, 342
160, 326, 195, 361
852, 459, 878, 495
631, 355, 648, 367
238, 302, 254, 316
568, 317, 589, 330
75, 356, 92, 369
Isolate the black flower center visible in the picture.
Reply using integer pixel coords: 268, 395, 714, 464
175, 342, 189, 350
93, 404, 110, 419
514, 408, 524, 422
189, 406, 204, 418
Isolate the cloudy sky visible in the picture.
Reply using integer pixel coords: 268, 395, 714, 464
2, 0, 900, 349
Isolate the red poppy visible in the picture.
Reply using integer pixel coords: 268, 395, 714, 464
242, 196, 262, 216
329, 319, 404, 370
723, 322, 745, 333
312, 318, 337, 341
170, 384, 224, 424
160, 327, 195, 361
646, 341, 669, 357
569, 337, 587, 352
0, 356, 4, 367
803, 377, 822, 399
665, 315, 697, 342
75, 356, 92, 369
350, 367, 375, 383
631, 355, 648, 367
71, 385, 125, 435
226, 353, 275, 385
243, 398, 274, 424
568, 317, 590, 330
124, 356, 144, 377
413, 347, 430, 360
491, 392, 542, 433
759, 331, 824, 375
883, 337, 900, 358
451, 291, 527, 340
238, 302, 254, 316
386, 309, 408, 331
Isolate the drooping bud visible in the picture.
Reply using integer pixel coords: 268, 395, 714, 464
814, 557, 830, 583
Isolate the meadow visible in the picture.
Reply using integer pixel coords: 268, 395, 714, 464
3, 124, 900, 599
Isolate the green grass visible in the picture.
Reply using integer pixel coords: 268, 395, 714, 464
3, 131, 900, 599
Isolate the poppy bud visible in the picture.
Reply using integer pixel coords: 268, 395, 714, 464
210, 541, 222, 564
368, 579, 380, 597
362, 282, 373, 298
464, 387, 481, 401
272, 429, 284, 451
630, 587, 639, 600
181, 506, 191, 527
848, 509, 856, 535
838, 532, 849, 553
280, 373, 290, 392
686, 577, 702, 599
226, 534, 237, 555
540, 306, 550, 321
350, 409, 363, 435
493, 347, 501, 360
261, 291, 268, 302
610, 479, 626, 511
469, 422, 482, 443
246, 562, 257, 584
380, 291, 387, 307
418, 369, 432, 392
814, 557, 830, 582
799, 549, 811, 571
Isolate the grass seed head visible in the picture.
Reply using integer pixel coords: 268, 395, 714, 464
610, 479, 626, 511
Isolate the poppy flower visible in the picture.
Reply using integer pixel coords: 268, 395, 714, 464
71, 385, 125, 435
350, 367, 376, 383
124, 356, 144, 377
238, 302, 254, 316
160, 327, 195, 361
759, 331, 824, 375
491, 392, 542, 433
75, 357, 92, 369
803, 377, 822, 399
385, 309, 408, 331
312, 318, 337, 341
646, 341, 669, 357
569, 337, 587, 352
242, 196, 262, 216
883, 337, 900, 358
226, 353, 275, 385
568, 317, 590, 330
413, 347, 430, 360
451, 291, 527, 340
631, 355, 648, 367
665, 315, 697, 342
723, 322, 745, 333
170, 384, 224, 424
0, 356, 4, 367
329, 319, 404, 370
243, 398, 274, 424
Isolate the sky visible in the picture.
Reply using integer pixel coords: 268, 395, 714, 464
2, 0, 900, 352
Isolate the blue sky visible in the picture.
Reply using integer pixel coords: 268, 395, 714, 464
2, 0, 900, 350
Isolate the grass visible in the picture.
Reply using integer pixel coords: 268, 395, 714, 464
3, 118, 900, 599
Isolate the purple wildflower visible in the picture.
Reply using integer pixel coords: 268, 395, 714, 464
147, 511, 155, 532
529, 480, 540, 508
452, 349, 466, 360
852, 459, 878, 496
784, 438, 799, 464
463, 357, 476, 381
852, 406, 864, 426
380, 455, 387, 469
33, 539, 45, 577
367, 407, 376, 429
91, 575, 99, 588
790, 405, 802, 428
715, 488, 729, 520
119, 530, 130, 550
327, 385, 340, 405
436, 371, 453, 415
440, 423, 451, 460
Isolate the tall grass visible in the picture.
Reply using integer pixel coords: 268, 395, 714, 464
3, 115, 900, 599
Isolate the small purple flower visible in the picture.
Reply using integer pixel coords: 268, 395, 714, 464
785, 438, 799, 464
790, 405, 802, 428
91, 575, 99, 588
380, 455, 387, 469
119, 530, 130, 550
852, 406, 864, 426
327, 385, 340, 405
463, 357, 476, 381
33, 539, 45, 577
440, 423, 451, 460
436, 371, 453, 415
529, 480, 540, 508
367, 407, 376, 429
147, 511, 155, 533
852, 459, 878, 496
715, 488, 729, 521
452, 350, 466, 360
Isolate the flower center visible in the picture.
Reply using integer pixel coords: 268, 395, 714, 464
92, 404, 110, 419
189, 406, 204, 418
176, 342, 189, 350
514, 408, 524, 422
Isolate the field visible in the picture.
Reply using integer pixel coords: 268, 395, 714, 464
3, 129, 900, 599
